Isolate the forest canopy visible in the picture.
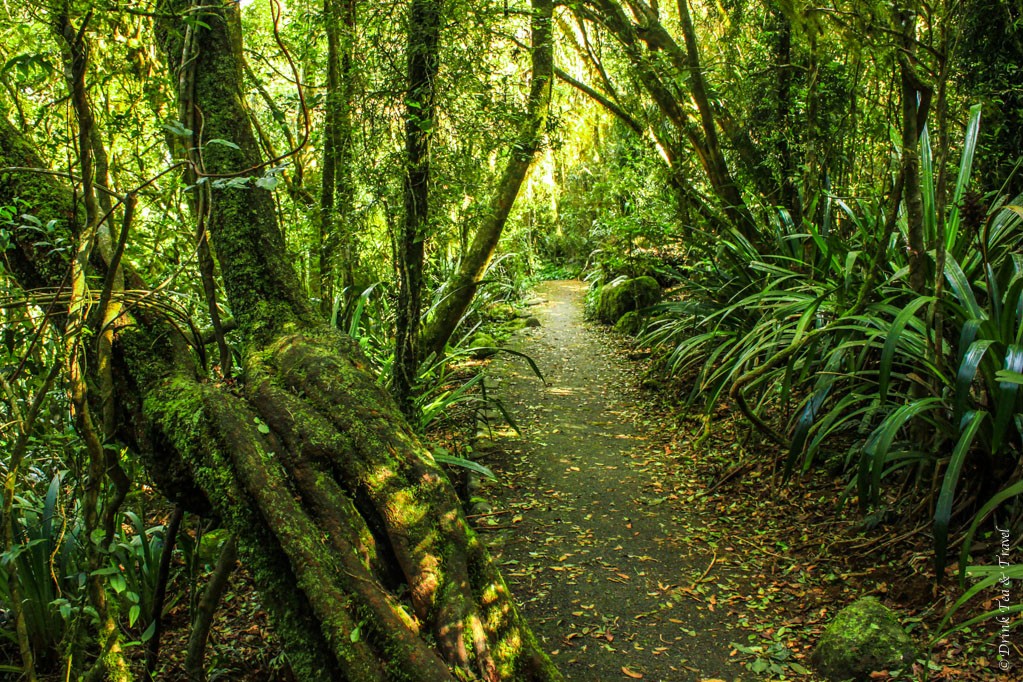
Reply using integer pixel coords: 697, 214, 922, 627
0, 0, 1021, 679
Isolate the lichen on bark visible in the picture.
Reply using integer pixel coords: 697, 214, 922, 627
0, 1, 565, 676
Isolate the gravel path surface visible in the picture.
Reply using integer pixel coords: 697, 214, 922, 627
477, 280, 748, 682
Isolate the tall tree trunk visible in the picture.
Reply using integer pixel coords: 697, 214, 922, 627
0, 1, 563, 678
320, 0, 359, 316
930, 0, 954, 371
896, 1, 931, 294
53, 12, 132, 680
578, 0, 760, 243
419, 0, 554, 359
394, 0, 441, 417
772, 5, 802, 224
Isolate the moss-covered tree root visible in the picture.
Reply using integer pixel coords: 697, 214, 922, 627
143, 332, 561, 681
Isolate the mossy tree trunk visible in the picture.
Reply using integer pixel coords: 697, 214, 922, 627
418, 0, 554, 360
895, 0, 931, 295
1, 0, 562, 678
394, 0, 442, 417
320, 0, 359, 315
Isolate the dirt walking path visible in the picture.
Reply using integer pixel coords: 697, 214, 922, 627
477, 280, 750, 682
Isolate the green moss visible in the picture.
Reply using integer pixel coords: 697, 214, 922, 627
0, 113, 82, 289
140, 368, 344, 678
182, 2, 313, 343
614, 310, 644, 336
593, 276, 661, 325
811, 597, 919, 681
485, 302, 519, 321
469, 332, 499, 357
501, 318, 528, 332
243, 524, 342, 678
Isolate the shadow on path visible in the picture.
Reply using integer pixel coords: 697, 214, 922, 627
477, 280, 749, 682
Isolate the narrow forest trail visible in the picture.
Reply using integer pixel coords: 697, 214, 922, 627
478, 280, 752, 682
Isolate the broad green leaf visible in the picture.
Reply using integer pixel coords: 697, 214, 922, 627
946, 104, 982, 249
992, 345, 1023, 452
959, 480, 1023, 585
879, 297, 935, 403
995, 369, 1023, 385
933, 410, 987, 581
205, 138, 241, 150
944, 255, 982, 319
955, 339, 994, 422
432, 451, 496, 480
863, 398, 942, 506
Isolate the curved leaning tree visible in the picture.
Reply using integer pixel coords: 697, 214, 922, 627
0, 0, 560, 680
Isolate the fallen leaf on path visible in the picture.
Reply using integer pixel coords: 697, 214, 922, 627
621, 667, 643, 679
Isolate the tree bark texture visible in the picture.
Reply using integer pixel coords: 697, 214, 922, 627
394, 0, 442, 417
320, 0, 359, 315
419, 0, 554, 359
1, 1, 562, 678
895, 1, 931, 294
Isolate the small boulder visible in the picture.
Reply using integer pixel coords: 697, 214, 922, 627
524, 316, 541, 328
468, 332, 498, 357
484, 302, 518, 321
614, 310, 644, 335
468, 497, 492, 515
812, 597, 919, 681
594, 276, 660, 324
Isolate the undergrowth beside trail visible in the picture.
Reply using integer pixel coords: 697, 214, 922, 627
626, 350, 1015, 681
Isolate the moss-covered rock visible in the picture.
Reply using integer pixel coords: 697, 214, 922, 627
484, 302, 518, 321
501, 318, 529, 333
812, 597, 919, 681
469, 332, 499, 357
614, 311, 644, 336
468, 496, 492, 515
594, 276, 660, 324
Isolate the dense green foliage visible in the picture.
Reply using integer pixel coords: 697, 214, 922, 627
0, 0, 1020, 678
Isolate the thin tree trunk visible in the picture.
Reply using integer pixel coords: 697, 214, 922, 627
419, 0, 554, 359
54, 12, 131, 680
185, 534, 238, 682
394, 0, 441, 417
674, 0, 748, 226
931, 1, 953, 371
896, 1, 932, 294
320, 0, 358, 315
0, 2, 563, 678
578, 0, 759, 242
145, 505, 184, 679
772, 5, 801, 224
